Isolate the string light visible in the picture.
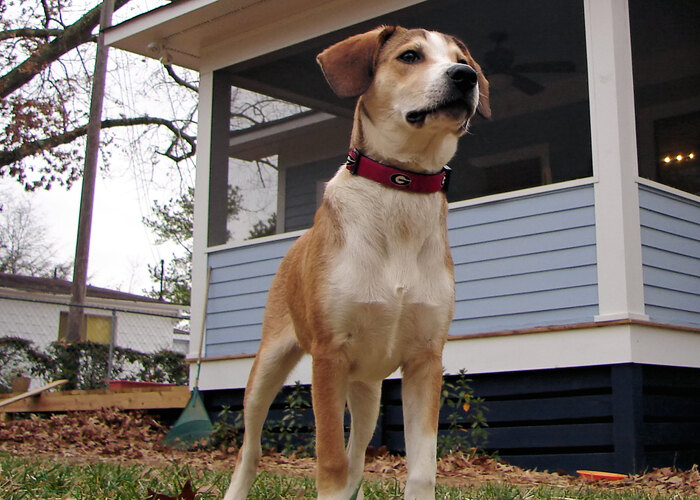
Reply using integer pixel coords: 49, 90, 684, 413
661, 152, 696, 165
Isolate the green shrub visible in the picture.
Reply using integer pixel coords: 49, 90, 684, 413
0, 337, 187, 391
438, 369, 489, 456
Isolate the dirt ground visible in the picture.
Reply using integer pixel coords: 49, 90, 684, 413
1, 409, 698, 498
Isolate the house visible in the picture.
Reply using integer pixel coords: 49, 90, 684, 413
0, 273, 188, 354
106, 0, 700, 474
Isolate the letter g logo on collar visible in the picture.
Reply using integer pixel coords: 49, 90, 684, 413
390, 173, 412, 186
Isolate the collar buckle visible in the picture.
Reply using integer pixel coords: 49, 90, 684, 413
346, 149, 360, 175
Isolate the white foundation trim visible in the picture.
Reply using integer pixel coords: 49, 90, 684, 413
195, 322, 700, 391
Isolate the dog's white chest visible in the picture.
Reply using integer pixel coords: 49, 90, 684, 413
323, 173, 454, 378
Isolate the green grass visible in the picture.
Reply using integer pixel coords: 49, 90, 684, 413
0, 453, 690, 499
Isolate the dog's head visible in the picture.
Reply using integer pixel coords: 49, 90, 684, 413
317, 26, 490, 169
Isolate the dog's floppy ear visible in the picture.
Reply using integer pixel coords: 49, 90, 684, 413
473, 60, 491, 120
452, 36, 491, 119
317, 26, 396, 98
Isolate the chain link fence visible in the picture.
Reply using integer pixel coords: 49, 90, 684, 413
0, 294, 190, 391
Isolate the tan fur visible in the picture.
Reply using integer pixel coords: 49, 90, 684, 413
224, 26, 489, 500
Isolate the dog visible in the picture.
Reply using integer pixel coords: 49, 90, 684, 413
224, 26, 490, 500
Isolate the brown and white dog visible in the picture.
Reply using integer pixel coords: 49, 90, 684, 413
224, 26, 490, 500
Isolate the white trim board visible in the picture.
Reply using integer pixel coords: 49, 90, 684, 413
193, 323, 700, 391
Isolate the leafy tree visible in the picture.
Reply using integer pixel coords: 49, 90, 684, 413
0, 0, 204, 191
0, 0, 305, 192
248, 212, 277, 239
143, 186, 243, 304
143, 185, 278, 304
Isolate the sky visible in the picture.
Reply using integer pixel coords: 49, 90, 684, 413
1, 0, 281, 296
1, 151, 184, 295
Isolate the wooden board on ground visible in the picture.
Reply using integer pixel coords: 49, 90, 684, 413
0, 385, 190, 413
0, 379, 68, 409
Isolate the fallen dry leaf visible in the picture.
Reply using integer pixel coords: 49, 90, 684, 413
1, 409, 698, 497
146, 479, 195, 500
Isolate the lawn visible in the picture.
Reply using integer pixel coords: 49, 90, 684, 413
1, 453, 693, 500
0, 409, 698, 499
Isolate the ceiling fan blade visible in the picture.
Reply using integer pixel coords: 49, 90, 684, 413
511, 73, 545, 95
514, 61, 576, 73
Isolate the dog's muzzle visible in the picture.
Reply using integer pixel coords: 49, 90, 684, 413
406, 64, 478, 125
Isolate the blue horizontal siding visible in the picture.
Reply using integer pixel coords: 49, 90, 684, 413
205, 236, 298, 357
207, 340, 261, 357
208, 324, 263, 345
448, 184, 598, 335
451, 306, 599, 335
639, 185, 700, 328
206, 184, 599, 356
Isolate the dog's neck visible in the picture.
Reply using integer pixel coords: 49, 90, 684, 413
350, 97, 463, 175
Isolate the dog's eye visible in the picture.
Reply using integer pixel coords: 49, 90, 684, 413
457, 58, 468, 65
398, 50, 421, 64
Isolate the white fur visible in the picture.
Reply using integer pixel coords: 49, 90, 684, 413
323, 170, 453, 380
224, 27, 481, 500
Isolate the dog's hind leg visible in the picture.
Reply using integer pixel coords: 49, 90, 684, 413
346, 380, 382, 500
223, 320, 304, 500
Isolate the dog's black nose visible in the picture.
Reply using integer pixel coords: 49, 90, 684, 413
447, 64, 478, 93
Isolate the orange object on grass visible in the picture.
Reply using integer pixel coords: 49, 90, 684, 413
577, 470, 627, 481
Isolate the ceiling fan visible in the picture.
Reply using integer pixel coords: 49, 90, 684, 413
483, 32, 576, 95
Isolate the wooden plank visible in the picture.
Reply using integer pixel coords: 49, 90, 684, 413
448, 206, 595, 247
208, 237, 296, 268
486, 423, 613, 449
0, 386, 190, 413
207, 307, 265, 329
638, 184, 700, 221
0, 380, 68, 408
645, 423, 700, 446
447, 185, 595, 230
206, 340, 261, 358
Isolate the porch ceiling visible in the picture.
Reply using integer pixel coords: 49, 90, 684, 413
105, 0, 330, 70
222, 0, 589, 120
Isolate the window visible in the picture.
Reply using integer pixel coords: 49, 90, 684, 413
58, 312, 113, 344
630, 0, 700, 195
211, 0, 592, 236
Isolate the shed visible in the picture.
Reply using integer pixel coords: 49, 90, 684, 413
106, 0, 700, 473
0, 273, 187, 353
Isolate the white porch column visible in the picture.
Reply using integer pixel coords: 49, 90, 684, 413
585, 0, 648, 322
189, 70, 214, 381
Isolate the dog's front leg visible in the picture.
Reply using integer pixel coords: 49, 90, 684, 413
312, 355, 352, 499
346, 380, 382, 500
401, 353, 443, 500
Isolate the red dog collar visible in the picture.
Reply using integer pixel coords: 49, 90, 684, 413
345, 149, 451, 194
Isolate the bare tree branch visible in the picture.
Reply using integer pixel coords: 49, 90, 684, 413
41, 0, 52, 28
0, 28, 67, 41
0, 116, 195, 168
164, 64, 198, 93
0, 0, 132, 99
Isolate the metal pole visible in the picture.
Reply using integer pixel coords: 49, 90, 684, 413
159, 259, 165, 301
67, 0, 115, 342
106, 309, 118, 384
